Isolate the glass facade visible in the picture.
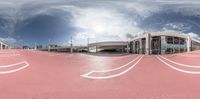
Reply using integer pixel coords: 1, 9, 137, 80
161, 36, 187, 54
130, 35, 193, 54
191, 41, 200, 51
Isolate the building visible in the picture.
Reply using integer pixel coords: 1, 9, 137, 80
0, 40, 9, 50
88, 41, 129, 53
22, 45, 31, 49
130, 32, 200, 55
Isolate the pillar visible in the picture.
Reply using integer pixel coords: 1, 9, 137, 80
70, 44, 73, 53
187, 36, 191, 52
139, 39, 142, 54
132, 41, 135, 54
126, 42, 129, 53
48, 45, 51, 52
0, 44, 1, 50
0, 42, 3, 50
96, 46, 98, 53
146, 33, 151, 55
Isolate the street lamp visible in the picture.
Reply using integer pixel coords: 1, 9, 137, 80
70, 36, 73, 53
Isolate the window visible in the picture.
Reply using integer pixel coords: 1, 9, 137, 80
165, 48, 173, 54
174, 37, 179, 44
166, 36, 173, 44
180, 38, 185, 45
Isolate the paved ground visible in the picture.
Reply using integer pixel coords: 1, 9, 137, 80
1, 49, 200, 99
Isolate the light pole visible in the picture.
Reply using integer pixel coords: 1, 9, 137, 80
70, 36, 73, 53
34, 42, 37, 50
87, 35, 90, 52
48, 39, 51, 52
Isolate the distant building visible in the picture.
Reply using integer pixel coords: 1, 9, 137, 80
36, 45, 43, 49
0, 40, 9, 50
22, 46, 31, 49
48, 44, 61, 48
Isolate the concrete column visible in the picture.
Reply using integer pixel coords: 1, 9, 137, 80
160, 36, 165, 54
34, 43, 37, 50
187, 36, 191, 52
48, 45, 51, 52
96, 46, 98, 53
132, 41, 135, 54
126, 42, 129, 53
70, 45, 73, 53
139, 39, 142, 54
145, 33, 151, 55
0, 42, 3, 50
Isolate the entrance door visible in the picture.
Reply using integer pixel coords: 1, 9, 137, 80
151, 36, 161, 54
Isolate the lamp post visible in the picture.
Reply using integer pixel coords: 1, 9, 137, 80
70, 36, 73, 53
48, 39, 51, 52
34, 42, 37, 50
87, 35, 90, 52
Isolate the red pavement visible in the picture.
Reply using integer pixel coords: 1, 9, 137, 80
0, 49, 200, 99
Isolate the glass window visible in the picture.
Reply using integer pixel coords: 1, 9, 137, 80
174, 37, 179, 44
166, 36, 173, 44
180, 38, 185, 45
165, 48, 173, 54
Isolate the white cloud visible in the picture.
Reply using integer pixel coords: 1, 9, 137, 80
0, 0, 200, 46
187, 32, 200, 38
154, 0, 200, 4
68, 7, 143, 45
162, 22, 192, 32
115, 1, 160, 18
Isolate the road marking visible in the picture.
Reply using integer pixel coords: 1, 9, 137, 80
49, 53, 67, 56
178, 54, 200, 58
0, 61, 30, 74
82, 55, 141, 76
0, 61, 28, 68
81, 55, 143, 79
159, 55, 200, 68
48, 54, 61, 56
0, 54, 20, 57
156, 56, 200, 74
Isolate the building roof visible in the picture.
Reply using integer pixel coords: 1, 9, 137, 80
131, 32, 200, 42
89, 41, 128, 47
0, 40, 8, 45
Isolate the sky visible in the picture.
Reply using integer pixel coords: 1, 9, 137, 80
0, 0, 200, 47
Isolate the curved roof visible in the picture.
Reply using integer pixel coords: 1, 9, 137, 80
89, 41, 128, 47
0, 40, 8, 45
131, 32, 200, 41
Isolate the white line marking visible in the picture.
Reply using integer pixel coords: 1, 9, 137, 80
178, 54, 200, 58
156, 56, 200, 74
159, 55, 200, 68
0, 61, 28, 68
91, 55, 141, 73
48, 54, 61, 56
0, 61, 30, 74
81, 55, 143, 79
0, 54, 20, 57
49, 53, 66, 56
81, 55, 141, 76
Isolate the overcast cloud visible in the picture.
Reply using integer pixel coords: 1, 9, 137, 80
0, 0, 200, 46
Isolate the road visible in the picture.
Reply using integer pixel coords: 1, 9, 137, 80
0, 49, 200, 99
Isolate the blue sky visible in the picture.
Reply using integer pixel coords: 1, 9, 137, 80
0, 0, 200, 47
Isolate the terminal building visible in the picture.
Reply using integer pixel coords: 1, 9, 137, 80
129, 32, 200, 55
0, 40, 9, 50
88, 41, 129, 53
36, 32, 200, 55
